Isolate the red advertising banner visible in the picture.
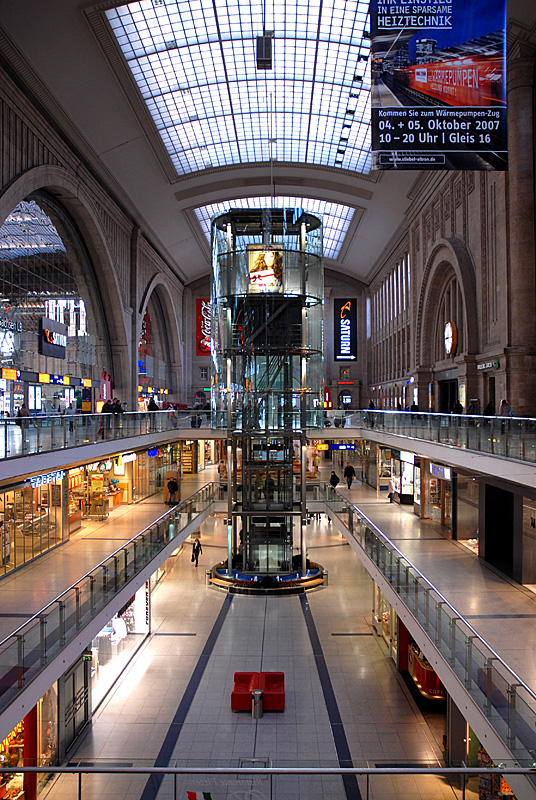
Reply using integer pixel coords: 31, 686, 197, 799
196, 298, 211, 356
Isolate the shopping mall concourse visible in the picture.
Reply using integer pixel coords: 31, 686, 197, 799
1, 1, 536, 799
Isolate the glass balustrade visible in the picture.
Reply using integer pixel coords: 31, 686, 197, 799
323, 485, 536, 764
0, 484, 216, 716
1, 408, 536, 466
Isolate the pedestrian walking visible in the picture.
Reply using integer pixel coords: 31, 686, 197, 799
329, 471, 340, 489
388, 476, 396, 503
192, 537, 202, 567
344, 462, 356, 489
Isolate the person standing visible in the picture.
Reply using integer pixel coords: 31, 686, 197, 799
192, 537, 202, 567
64, 401, 76, 432
16, 403, 31, 431
499, 399, 513, 417
112, 398, 124, 433
100, 399, 114, 439
329, 471, 340, 489
388, 476, 396, 503
344, 462, 356, 489
147, 397, 159, 431
167, 476, 179, 505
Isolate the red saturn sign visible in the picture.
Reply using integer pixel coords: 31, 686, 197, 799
196, 298, 211, 356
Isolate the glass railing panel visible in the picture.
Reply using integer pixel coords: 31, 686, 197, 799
0, 484, 216, 717
0, 635, 26, 706
324, 483, 536, 761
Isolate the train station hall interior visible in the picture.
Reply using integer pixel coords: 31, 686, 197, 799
0, 1, 536, 798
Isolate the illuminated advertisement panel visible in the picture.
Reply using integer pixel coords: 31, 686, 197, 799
196, 298, 211, 356
39, 317, 67, 358
247, 247, 283, 294
370, 0, 507, 170
334, 299, 357, 361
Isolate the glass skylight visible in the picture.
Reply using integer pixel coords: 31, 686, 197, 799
0, 201, 65, 260
106, 0, 371, 176
195, 196, 354, 259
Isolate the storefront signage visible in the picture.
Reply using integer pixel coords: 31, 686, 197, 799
196, 298, 212, 356
39, 317, 67, 359
83, 378, 92, 388
316, 443, 329, 451
30, 469, 65, 488
370, 0, 507, 171
334, 299, 357, 361
429, 463, 451, 481
2, 368, 19, 381
38, 373, 50, 383
328, 443, 356, 450
400, 450, 415, 464
477, 359, 500, 371
147, 448, 161, 457
121, 452, 137, 464
0, 317, 22, 332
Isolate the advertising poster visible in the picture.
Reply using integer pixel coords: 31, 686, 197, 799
196, 298, 211, 356
370, 0, 507, 170
247, 247, 283, 294
334, 299, 357, 361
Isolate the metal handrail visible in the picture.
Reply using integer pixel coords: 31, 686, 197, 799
0, 483, 218, 721
325, 486, 536, 705
323, 483, 536, 760
0, 483, 215, 650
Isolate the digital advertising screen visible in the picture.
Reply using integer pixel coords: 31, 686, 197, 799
247, 247, 283, 294
370, 0, 507, 170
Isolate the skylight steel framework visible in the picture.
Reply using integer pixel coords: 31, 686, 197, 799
195, 195, 354, 260
105, 0, 371, 176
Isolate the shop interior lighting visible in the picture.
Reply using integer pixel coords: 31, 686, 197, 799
195, 196, 355, 260
105, 0, 371, 175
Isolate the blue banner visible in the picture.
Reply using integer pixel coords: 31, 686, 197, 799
370, 0, 507, 170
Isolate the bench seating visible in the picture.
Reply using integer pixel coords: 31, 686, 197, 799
231, 671, 285, 712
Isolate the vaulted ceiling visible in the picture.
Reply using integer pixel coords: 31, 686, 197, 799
0, 0, 532, 285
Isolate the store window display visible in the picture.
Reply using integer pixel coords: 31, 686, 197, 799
0, 477, 66, 576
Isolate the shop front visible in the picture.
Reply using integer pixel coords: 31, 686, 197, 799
0, 470, 68, 577
373, 584, 398, 664
132, 445, 179, 502
376, 445, 393, 495
90, 581, 151, 709
0, 684, 58, 800
392, 450, 415, 505
416, 461, 453, 534
68, 460, 130, 525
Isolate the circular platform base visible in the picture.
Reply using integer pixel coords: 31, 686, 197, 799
207, 563, 326, 595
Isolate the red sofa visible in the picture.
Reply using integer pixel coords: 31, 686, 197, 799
231, 671, 285, 712
259, 671, 285, 711
231, 672, 259, 711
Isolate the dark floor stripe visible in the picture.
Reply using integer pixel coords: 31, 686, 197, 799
154, 632, 197, 636
331, 632, 373, 637
300, 595, 362, 800
140, 594, 233, 800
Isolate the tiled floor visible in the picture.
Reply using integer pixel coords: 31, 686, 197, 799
38, 477, 475, 800
5, 462, 536, 798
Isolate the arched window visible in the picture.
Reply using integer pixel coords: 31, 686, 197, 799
0, 193, 112, 413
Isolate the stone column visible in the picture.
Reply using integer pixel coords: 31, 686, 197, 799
506, 52, 536, 415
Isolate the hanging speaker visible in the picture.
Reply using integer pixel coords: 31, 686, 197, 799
256, 36, 272, 70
